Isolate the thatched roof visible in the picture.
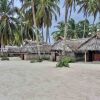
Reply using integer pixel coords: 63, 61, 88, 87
20, 40, 51, 54
79, 32, 100, 51
52, 38, 88, 52
3, 46, 21, 53
1, 40, 51, 54
51, 40, 72, 52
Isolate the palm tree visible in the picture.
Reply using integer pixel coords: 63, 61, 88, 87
89, 23, 100, 36
19, 0, 60, 58
63, 0, 76, 55
52, 19, 80, 40
0, 0, 18, 51
19, 0, 41, 58
36, 0, 60, 43
32, 0, 42, 58
78, 19, 90, 38
77, 0, 100, 21
52, 21, 65, 41
52, 18, 99, 40
17, 8, 38, 42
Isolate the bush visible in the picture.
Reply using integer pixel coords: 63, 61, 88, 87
56, 57, 75, 67
64, 57, 75, 63
1, 56, 9, 61
30, 57, 43, 63
30, 59, 36, 63
37, 58, 43, 62
30, 56, 50, 63
42, 56, 50, 60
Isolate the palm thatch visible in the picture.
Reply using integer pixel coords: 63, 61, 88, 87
20, 40, 51, 54
2, 46, 21, 53
79, 32, 100, 51
52, 40, 72, 52
1, 40, 51, 54
52, 38, 89, 52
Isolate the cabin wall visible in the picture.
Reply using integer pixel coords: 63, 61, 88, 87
51, 51, 75, 62
75, 52, 86, 61
23, 53, 51, 60
94, 53, 100, 61
88, 51, 100, 61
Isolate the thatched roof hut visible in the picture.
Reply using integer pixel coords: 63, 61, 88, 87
0, 40, 51, 55
52, 38, 88, 52
79, 32, 100, 51
78, 32, 100, 62
20, 40, 51, 54
3, 46, 21, 53
52, 40, 72, 52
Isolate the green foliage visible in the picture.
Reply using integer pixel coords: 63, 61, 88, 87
0, 0, 100, 48
1, 56, 9, 61
56, 57, 75, 67
30, 56, 50, 63
30, 57, 43, 63
42, 56, 50, 60
52, 18, 100, 41
37, 58, 43, 62
30, 59, 36, 63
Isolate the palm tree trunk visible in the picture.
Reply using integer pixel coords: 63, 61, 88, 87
83, 22, 85, 38
63, 5, 68, 56
46, 27, 50, 43
1, 34, 4, 55
46, 27, 51, 43
46, 27, 48, 43
31, 0, 41, 58
42, 23, 44, 43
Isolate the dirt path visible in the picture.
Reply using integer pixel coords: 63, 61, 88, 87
0, 61, 100, 100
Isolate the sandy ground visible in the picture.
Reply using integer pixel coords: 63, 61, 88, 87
0, 60, 100, 100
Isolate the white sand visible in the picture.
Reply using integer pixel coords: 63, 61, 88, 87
0, 60, 100, 100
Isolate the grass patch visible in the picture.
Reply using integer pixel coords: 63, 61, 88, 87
1, 56, 9, 61
30, 56, 50, 63
30, 58, 43, 63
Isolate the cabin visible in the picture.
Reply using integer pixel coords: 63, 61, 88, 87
0, 46, 21, 56
20, 40, 51, 60
0, 40, 51, 60
51, 38, 88, 61
79, 32, 100, 62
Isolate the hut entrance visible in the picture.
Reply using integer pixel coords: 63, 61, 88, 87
88, 51, 100, 61
53, 51, 62, 61
88, 51, 93, 61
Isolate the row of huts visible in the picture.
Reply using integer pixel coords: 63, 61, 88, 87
1, 40, 51, 60
52, 32, 100, 62
1, 32, 100, 62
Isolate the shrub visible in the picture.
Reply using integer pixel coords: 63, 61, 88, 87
30, 57, 43, 63
37, 58, 43, 62
30, 59, 36, 63
64, 57, 75, 63
56, 57, 75, 67
42, 56, 50, 60
56, 61, 69, 67
1, 56, 9, 61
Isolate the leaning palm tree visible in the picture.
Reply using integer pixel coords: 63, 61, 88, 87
20, 0, 41, 58
31, 0, 41, 58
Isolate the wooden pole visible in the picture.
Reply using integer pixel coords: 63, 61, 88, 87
85, 51, 87, 62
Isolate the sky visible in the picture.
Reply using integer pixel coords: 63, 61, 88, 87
14, 0, 100, 43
